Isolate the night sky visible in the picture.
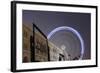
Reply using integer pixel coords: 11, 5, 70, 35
23, 10, 91, 60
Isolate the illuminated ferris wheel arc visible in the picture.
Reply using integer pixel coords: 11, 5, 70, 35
47, 26, 84, 60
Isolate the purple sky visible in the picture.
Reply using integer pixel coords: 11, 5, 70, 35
23, 10, 91, 60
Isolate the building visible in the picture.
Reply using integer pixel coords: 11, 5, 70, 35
34, 28, 49, 62
48, 42, 65, 61
23, 24, 33, 62
23, 24, 69, 62
23, 24, 49, 62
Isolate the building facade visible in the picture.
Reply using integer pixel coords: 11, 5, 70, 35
48, 42, 68, 61
23, 24, 32, 62
23, 24, 69, 62
34, 29, 49, 62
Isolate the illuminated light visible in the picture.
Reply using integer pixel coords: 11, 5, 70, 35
47, 26, 84, 60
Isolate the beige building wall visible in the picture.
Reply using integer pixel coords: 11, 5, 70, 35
23, 24, 69, 62
23, 24, 33, 62
48, 42, 65, 61
34, 30, 48, 62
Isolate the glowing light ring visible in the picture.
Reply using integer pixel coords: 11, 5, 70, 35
47, 26, 84, 60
